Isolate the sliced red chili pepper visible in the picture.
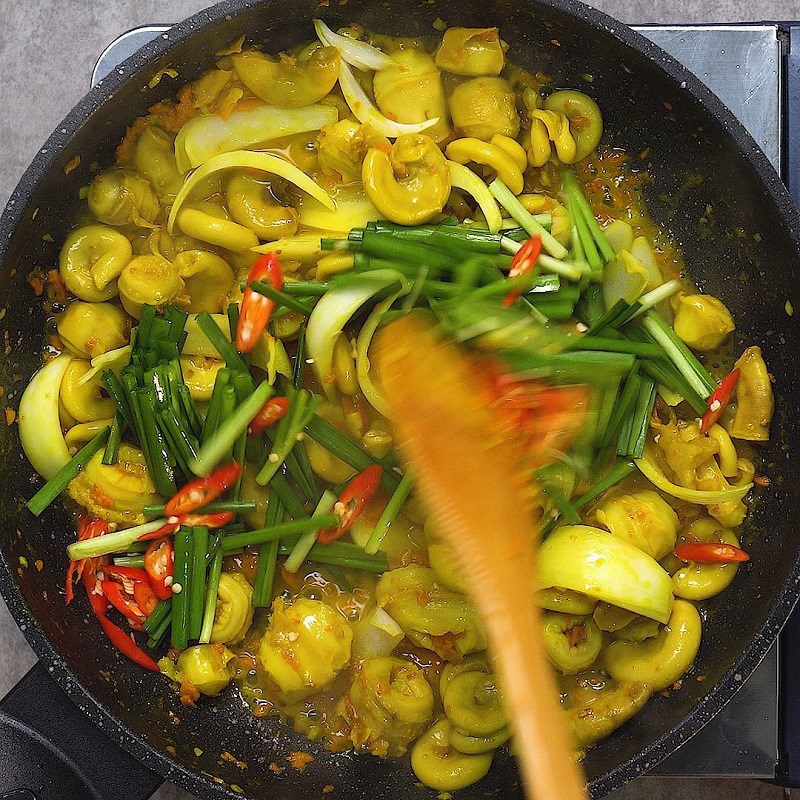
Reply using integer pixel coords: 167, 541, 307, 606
82, 569, 109, 617
101, 579, 146, 624
102, 565, 150, 582
181, 511, 235, 528
236, 253, 283, 352
503, 235, 543, 308
249, 396, 290, 436
674, 542, 750, 564
95, 612, 159, 671
318, 465, 383, 544
137, 510, 236, 541
164, 460, 242, 516
133, 580, 158, 617
66, 516, 109, 604
144, 538, 174, 600
700, 368, 740, 434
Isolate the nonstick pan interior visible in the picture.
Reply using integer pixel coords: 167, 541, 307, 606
0, 1, 798, 798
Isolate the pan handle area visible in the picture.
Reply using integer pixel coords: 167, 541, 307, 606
0, 662, 162, 800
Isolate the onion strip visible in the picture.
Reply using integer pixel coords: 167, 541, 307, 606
636, 445, 752, 505
313, 19, 394, 71
174, 103, 337, 171
337, 61, 439, 139
168, 150, 335, 235
447, 161, 503, 233
76, 344, 132, 387
356, 287, 407, 415
18, 354, 73, 480
306, 269, 408, 397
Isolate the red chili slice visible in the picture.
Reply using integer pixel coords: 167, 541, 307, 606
236, 253, 283, 352
144, 538, 174, 600
249, 396, 290, 436
318, 465, 383, 544
164, 460, 242, 516
674, 542, 750, 564
66, 516, 109, 605
700, 368, 740, 434
503, 235, 543, 308
101, 579, 146, 624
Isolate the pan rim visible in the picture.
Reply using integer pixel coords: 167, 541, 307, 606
0, 0, 798, 797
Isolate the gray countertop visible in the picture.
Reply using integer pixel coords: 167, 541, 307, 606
1, 2, 799, 799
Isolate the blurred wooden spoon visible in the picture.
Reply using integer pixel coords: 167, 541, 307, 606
377, 314, 589, 800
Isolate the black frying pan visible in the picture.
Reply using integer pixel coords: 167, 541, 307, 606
0, 1, 799, 799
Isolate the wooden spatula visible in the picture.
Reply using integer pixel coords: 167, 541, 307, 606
377, 314, 589, 800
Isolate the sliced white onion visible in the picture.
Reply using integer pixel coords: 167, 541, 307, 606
168, 149, 335, 235
352, 605, 405, 659
447, 161, 503, 233
76, 344, 131, 387
314, 19, 394, 72
18, 354, 73, 480
338, 61, 439, 139
306, 269, 408, 397
356, 288, 406, 415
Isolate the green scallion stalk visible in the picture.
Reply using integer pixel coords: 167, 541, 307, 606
147, 608, 173, 649
624, 279, 682, 322
67, 518, 168, 561
304, 415, 401, 492
143, 500, 255, 517
598, 368, 641, 450
277, 541, 388, 573
638, 359, 706, 416
190, 379, 274, 477
539, 253, 587, 282
178, 384, 202, 439
253, 497, 284, 608
171, 528, 192, 650
594, 375, 622, 442
230, 371, 253, 503
27, 426, 110, 516
256, 391, 320, 485
288, 445, 319, 501
250, 281, 315, 315
562, 172, 615, 263
641, 310, 714, 397
283, 281, 331, 297
626, 378, 657, 459
359, 229, 454, 273
101, 371, 133, 428
365, 471, 413, 555
293, 324, 307, 388
284, 491, 337, 573
566, 192, 601, 272
541, 484, 581, 524
567, 336, 662, 358
134, 388, 176, 496
143, 597, 172, 634
101, 414, 123, 466
202, 368, 231, 444
574, 460, 636, 509
195, 312, 251, 375
113, 554, 146, 569
187, 527, 208, 640
269, 470, 310, 520
199, 548, 223, 643
489, 178, 568, 259
588, 299, 632, 336
220, 514, 339, 552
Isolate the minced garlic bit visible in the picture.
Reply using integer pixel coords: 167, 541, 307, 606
172, 582, 183, 594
